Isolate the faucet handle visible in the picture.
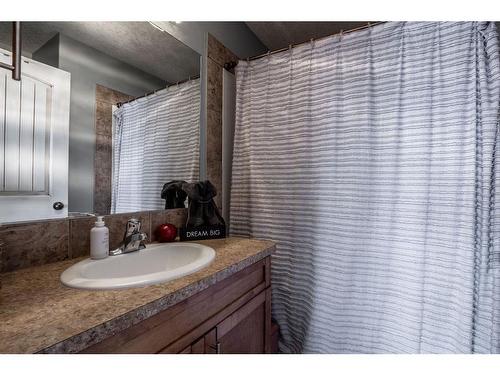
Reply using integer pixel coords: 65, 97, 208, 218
129, 232, 147, 242
122, 232, 147, 249
110, 218, 146, 256
125, 218, 142, 235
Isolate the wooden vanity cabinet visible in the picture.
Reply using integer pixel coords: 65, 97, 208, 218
174, 288, 269, 354
81, 257, 272, 354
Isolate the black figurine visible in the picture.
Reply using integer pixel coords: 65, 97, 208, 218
182, 180, 225, 227
161, 180, 188, 209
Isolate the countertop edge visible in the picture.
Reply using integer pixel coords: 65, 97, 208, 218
38, 243, 275, 354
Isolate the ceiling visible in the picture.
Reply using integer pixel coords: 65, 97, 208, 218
0, 22, 377, 81
0, 22, 200, 83
245, 22, 372, 51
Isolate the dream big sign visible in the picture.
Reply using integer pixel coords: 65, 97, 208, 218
179, 225, 226, 241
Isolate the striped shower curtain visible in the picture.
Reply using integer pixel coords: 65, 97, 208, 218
111, 79, 200, 213
230, 22, 500, 353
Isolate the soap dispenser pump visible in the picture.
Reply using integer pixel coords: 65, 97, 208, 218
90, 216, 109, 260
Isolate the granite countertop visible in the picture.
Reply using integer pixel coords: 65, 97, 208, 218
0, 237, 275, 354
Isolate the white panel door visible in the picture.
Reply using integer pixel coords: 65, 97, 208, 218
0, 48, 70, 223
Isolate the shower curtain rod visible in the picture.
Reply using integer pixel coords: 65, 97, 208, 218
116, 74, 200, 107
245, 21, 386, 62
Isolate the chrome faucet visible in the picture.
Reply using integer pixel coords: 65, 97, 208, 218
109, 218, 147, 256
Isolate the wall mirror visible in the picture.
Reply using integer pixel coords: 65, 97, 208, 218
0, 22, 201, 222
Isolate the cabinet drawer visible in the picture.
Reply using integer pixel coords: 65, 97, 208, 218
82, 257, 270, 353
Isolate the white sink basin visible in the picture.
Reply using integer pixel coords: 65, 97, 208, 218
60, 242, 216, 290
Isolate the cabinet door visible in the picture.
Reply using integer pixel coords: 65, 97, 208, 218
176, 289, 271, 354
214, 289, 270, 354
178, 329, 216, 354
190, 336, 206, 353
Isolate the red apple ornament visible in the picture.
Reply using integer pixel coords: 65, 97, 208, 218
156, 223, 177, 242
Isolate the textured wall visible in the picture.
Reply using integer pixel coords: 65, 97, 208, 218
222, 70, 236, 227
94, 85, 134, 215
154, 22, 266, 59
0, 209, 187, 273
204, 34, 239, 210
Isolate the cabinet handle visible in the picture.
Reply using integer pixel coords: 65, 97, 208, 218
209, 342, 222, 354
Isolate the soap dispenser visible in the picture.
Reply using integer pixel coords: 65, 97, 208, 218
90, 216, 109, 259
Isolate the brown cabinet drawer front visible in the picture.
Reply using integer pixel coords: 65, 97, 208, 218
216, 290, 267, 354
82, 258, 269, 353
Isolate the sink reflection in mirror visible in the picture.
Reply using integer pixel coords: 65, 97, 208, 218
60, 242, 216, 290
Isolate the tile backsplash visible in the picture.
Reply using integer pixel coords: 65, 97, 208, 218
94, 85, 135, 215
0, 209, 187, 273
205, 33, 238, 210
